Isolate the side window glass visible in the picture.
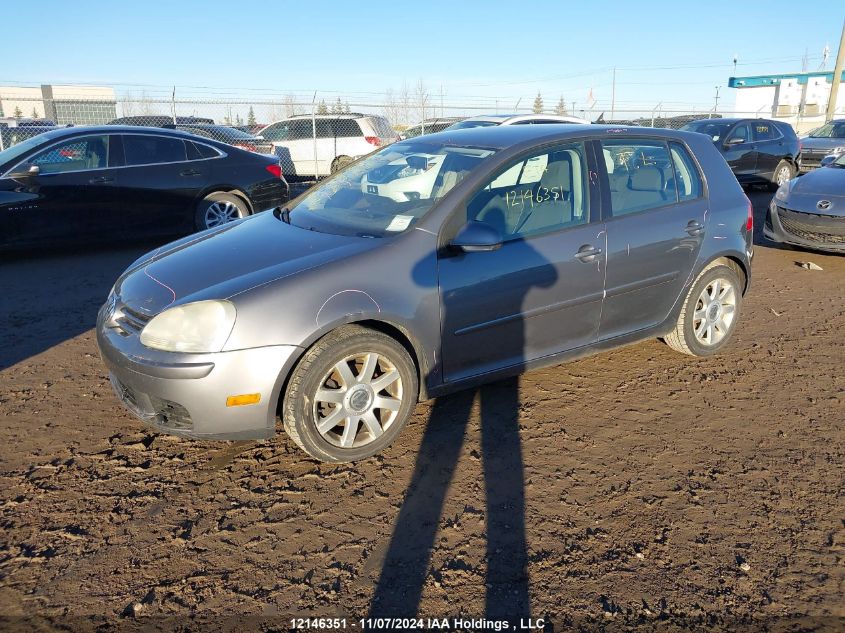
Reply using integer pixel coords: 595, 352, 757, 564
669, 142, 703, 202
288, 120, 313, 140
753, 122, 775, 141
727, 123, 750, 144
316, 120, 334, 138
467, 143, 589, 241
602, 140, 677, 217
334, 119, 362, 137
30, 135, 109, 173
261, 123, 288, 142
123, 135, 186, 165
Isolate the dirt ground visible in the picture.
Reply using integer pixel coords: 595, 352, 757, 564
0, 190, 843, 632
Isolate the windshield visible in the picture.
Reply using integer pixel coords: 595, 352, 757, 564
287, 140, 497, 237
831, 153, 845, 167
680, 120, 734, 142
0, 133, 54, 169
809, 122, 845, 138
444, 119, 500, 131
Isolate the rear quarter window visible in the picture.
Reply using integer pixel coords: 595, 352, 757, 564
668, 142, 703, 201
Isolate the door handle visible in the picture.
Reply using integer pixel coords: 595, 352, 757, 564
88, 176, 114, 184
685, 220, 705, 237
180, 169, 201, 176
574, 244, 602, 263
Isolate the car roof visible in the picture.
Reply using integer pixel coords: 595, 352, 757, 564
21, 125, 217, 143
414, 124, 699, 149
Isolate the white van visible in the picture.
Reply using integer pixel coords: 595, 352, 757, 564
258, 114, 396, 178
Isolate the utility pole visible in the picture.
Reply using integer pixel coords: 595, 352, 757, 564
713, 86, 721, 112
439, 84, 444, 118
825, 17, 845, 122
610, 67, 616, 120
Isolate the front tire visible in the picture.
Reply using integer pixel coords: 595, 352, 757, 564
195, 192, 250, 231
282, 325, 418, 463
664, 261, 743, 357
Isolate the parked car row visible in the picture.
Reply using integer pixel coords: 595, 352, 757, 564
0, 126, 288, 250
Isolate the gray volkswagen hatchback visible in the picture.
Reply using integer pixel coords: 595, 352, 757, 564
98, 125, 753, 462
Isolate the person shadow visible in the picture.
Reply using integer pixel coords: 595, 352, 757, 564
368, 207, 558, 622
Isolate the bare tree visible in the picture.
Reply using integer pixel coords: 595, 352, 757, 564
414, 79, 430, 124
399, 81, 412, 126
282, 94, 301, 118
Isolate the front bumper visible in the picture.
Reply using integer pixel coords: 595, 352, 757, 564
97, 312, 302, 440
765, 203, 845, 253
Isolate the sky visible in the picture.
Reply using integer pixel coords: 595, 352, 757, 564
1, 0, 843, 119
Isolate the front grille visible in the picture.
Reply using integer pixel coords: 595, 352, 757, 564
114, 306, 151, 336
778, 206, 845, 244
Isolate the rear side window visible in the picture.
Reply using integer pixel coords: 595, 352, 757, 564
123, 135, 187, 165
334, 119, 363, 137
752, 122, 776, 141
601, 140, 677, 217
668, 142, 703, 202
288, 120, 314, 141
186, 141, 220, 160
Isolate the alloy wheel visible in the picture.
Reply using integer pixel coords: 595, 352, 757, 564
313, 352, 403, 448
204, 200, 243, 227
776, 165, 791, 186
693, 277, 737, 346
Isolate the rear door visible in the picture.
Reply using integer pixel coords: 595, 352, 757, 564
11, 133, 121, 245
751, 120, 781, 177
597, 138, 707, 340
117, 134, 208, 237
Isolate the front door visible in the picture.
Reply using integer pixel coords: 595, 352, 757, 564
722, 122, 757, 180
12, 133, 121, 245
597, 138, 708, 340
438, 141, 605, 383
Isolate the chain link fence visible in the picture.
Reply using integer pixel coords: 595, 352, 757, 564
0, 93, 820, 179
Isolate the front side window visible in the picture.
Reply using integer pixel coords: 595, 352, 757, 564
260, 122, 289, 142
123, 135, 187, 165
466, 142, 589, 240
29, 135, 110, 173
726, 123, 751, 144
287, 140, 497, 237
602, 140, 676, 217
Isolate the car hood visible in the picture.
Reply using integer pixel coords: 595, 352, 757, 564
115, 212, 377, 315
800, 137, 845, 151
781, 168, 845, 215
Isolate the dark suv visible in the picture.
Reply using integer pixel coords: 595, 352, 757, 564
681, 118, 799, 189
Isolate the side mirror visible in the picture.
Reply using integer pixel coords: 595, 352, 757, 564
7, 163, 39, 180
724, 137, 744, 146
450, 221, 503, 253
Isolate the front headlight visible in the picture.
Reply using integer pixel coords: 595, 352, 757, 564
775, 183, 790, 202
140, 300, 236, 353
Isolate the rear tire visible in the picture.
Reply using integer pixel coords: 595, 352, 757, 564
330, 155, 353, 174
282, 325, 418, 463
195, 192, 250, 231
664, 261, 743, 357
769, 160, 795, 191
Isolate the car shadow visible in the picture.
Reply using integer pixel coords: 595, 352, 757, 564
0, 244, 155, 371
369, 217, 557, 622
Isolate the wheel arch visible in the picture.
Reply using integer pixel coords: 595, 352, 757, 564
198, 187, 254, 213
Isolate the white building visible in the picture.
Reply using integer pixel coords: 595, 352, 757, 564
730, 71, 845, 133
0, 84, 117, 124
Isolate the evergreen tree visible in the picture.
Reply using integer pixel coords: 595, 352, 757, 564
532, 92, 544, 114
247, 106, 256, 126
31, 107, 39, 118
331, 97, 344, 114
555, 96, 568, 115
316, 100, 329, 115
13, 106, 22, 118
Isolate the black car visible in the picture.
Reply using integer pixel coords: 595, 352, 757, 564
166, 124, 273, 154
681, 118, 799, 189
0, 126, 288, 251
108, 115, 215, 126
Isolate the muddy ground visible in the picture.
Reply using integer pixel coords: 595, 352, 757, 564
0, 191, 843, 632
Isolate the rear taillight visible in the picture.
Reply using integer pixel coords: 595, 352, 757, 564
364, 136, 381, 147
265, 164, 282, 179
745, 196, 753, 232
235, 143, 257, 152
